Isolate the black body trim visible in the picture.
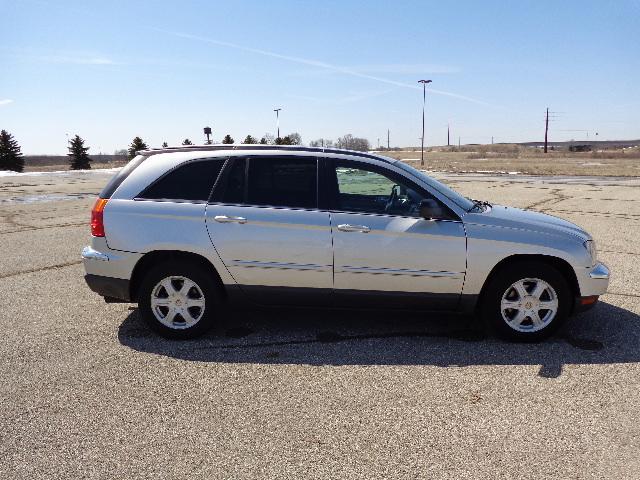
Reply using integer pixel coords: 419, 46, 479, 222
85, 274, 131, 302
226, 284, 475, 312
572, 296, 600, 314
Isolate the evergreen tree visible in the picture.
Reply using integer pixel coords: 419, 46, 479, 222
222, 134, 234, 144
259, 137, 268, 144
243, 135, 257, 144
0, 130, 24, 172
128, 137, 148, 159
162, 142, 168, 148
182, 138, 193, 145
67, 134, 92, 170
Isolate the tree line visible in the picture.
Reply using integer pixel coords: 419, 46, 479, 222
0, 129, 371, 173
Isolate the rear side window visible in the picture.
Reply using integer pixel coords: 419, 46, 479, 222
247, 157, 317, 209
99, 155, 147, 199
215, 156, 317, 209
139, 159, 225, 202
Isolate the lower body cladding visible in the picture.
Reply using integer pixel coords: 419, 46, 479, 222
82, 242, 611, 314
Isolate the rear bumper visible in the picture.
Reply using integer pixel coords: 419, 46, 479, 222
84, 274, 131, 301
82, 240, 141, 301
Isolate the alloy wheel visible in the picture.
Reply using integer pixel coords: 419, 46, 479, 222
500, 277, 559, 333
150, 276, 206, 330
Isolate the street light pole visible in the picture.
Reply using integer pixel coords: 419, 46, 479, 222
274, 108, 282, 140
418, 80, 432, 167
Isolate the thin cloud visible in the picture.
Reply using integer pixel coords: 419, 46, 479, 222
288, 88, 398, 105
0, 47, 119, 66
0, 99, 13, 106
40, 55, 118, 65
153, 28, 493, 107
349, 64, 461, 75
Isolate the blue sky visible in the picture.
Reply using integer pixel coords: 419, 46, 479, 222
1, 0, 639, 154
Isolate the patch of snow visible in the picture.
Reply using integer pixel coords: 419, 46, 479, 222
0, 167, 121, 178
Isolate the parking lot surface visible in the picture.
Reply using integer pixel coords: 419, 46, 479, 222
0, 170, 638, 479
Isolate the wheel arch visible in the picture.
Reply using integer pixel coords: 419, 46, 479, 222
129, 250, 227, 302
475, 254, 580, 312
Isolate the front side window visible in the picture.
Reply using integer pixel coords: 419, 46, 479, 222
216, 156, 317, 209
332, 161, 451, 218
139, 158, 225, 202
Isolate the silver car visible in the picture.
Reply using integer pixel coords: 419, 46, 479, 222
83, 145, 609, 340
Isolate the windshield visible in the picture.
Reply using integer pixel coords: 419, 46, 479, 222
394, 161, 475, 211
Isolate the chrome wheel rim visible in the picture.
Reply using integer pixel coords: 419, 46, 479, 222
500, 278, 559, 333
150, 276, 205, 330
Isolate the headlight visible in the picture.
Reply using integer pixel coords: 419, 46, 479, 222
584, 240, 597, 266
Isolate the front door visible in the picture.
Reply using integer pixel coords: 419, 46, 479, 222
206, 155, 332, 305
328, 159, 467, 309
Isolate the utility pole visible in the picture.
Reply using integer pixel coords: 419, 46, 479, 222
447, 124, 450, 146
544, 107, 549, 153
458, 136, 461, 148
418, 79, 432, 167
274, 108, 282, 140
387, 129, 390, 149
377, 138, 380, 149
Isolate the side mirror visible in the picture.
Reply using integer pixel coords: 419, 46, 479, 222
419, 199, 444, 220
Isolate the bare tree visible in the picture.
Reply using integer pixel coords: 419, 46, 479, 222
309, 138, 334, 148
335, 134, 370, 151
260, 133, 275, 145
286, 132, 302, 145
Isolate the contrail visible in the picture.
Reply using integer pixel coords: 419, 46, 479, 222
154, 28, 493, 107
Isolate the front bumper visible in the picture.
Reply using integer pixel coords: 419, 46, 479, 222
576, 262, 610, 297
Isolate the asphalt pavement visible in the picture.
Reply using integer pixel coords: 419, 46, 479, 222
0, 169, 638, 479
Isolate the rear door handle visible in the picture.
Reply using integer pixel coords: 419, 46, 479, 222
214, 215, 247, 224
337, 224, 370, 233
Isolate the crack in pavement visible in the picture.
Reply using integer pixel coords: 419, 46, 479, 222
0, 260, 82, 279
0, 222, 86, 235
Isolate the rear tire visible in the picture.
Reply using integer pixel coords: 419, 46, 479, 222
480, 261, 571, 341
138, 260, 220, 339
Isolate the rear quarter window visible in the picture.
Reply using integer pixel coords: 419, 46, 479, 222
138, 158, 225, 202
99, 155, 147, 199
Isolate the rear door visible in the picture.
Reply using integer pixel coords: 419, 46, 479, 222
205, 155, 333, 305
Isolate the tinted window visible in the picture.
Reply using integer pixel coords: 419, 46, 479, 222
220, 157, 246, 204
139, 159, 224, 201
247, 157, 317, 209
100, 155, 147, 199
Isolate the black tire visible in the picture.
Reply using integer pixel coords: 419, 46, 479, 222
480, 261, 571, 342
138, 260, 220, 339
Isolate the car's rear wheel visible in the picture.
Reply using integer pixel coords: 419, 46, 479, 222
481, 261, 571, 341
138, 261, 219, 339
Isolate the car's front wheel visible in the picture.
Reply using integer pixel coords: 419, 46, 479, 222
138, 261, 219, 339
481, 261, 571, 341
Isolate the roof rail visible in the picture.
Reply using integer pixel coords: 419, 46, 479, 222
137, 144, 394, 163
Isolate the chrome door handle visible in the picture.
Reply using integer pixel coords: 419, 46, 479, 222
214, 215, 247, 224
337, 224, 370, 233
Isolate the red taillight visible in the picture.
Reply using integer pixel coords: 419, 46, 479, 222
91, 198, 108, 237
